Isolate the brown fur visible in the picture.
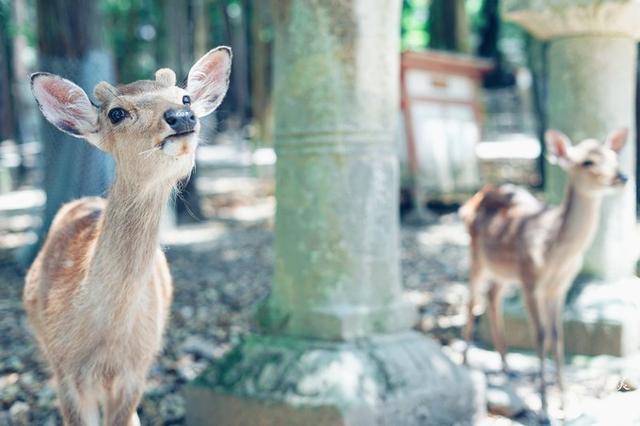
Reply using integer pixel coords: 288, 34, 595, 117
25, 47, 231, 426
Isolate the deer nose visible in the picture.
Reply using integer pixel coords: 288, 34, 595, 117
164, 107, 196, 134
615, 171, 628, 185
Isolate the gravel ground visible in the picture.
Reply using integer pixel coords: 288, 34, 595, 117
0, 208, 637, 425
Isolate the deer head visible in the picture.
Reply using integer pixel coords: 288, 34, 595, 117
545, 128, 629, 195
31, 47, 232, 188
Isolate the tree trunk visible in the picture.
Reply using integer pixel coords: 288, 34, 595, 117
226, 1, 250, 126
428, 0, 470, 53
24, 0, 115, 265
477, 0, 515, 88
526, 35, 548, 188
636, 44, 640, 204
0, 2, 15, 141
11, 0, 39, 184
250, 0, 273, 146
160, 0, 205, 224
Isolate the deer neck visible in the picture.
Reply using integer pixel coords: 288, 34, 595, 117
85, 170, 172, 307
554, 182, 602, 255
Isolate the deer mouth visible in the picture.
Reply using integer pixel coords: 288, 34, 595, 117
160, 132, 198, 157
165, 130, 195, 140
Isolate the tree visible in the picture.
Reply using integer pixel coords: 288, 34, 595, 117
476, 0, 515, 88
0, 0, 15, 142
24, 0, 115, 264
428, 0, 470, 53
250, 0, 273, 146
159, 0, 206, 224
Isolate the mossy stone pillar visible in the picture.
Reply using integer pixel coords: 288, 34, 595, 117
185, 1, 480, 424
479, 0, 640, 356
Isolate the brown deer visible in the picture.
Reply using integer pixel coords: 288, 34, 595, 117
23, 47, 231, 425
460, 128, 628, 413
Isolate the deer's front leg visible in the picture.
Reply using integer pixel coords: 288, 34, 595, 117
105, 382, 144, 426
546, 282, 572, 411
57, 376, 100, 426
522, 286, 548, 414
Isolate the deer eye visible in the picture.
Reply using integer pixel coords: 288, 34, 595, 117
108, 107, 128, 124
582, 159, 595, 168
182, 95, 191, 105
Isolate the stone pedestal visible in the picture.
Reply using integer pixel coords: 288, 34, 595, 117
186, 332, 479, 426
489, 0, 640, 355
185, 0, 479, 424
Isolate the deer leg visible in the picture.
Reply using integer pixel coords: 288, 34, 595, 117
523, 289, 548, 414
487, 281, 509, 373
57, 376, 100, 426
104, 383, 144, 426
463, 261, 484, 365
548, 292, 568, 410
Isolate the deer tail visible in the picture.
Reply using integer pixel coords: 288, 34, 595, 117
459, 185, 494, 228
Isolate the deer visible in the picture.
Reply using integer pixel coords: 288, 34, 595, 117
23, 46, 231, 426
459, 128, 628, 414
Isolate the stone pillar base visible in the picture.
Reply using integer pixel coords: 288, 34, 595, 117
185, 331, 482, 426
478, 277, 640, 356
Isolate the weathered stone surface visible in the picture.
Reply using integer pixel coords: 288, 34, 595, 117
185, 332, 478, 426
258, 0, 415, 340
503, 0, 640, 40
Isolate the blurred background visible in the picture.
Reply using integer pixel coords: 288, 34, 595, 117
1, 1, 639, 425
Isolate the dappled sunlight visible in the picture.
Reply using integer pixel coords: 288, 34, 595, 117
296, 351, 378, 405
2, 0, 640, 424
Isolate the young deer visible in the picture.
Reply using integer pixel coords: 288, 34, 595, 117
460, 128, 628, 412
23, 47, 231, 425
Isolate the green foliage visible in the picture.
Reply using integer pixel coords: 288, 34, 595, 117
102, 0, 163, 82
0, 0, 37, 47
401, 0, 429, 51
402, 0, 485, 52
0, 0, 8, 31
466, 0, 484, 31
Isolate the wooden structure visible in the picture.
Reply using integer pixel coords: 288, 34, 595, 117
400, 50, 491, 205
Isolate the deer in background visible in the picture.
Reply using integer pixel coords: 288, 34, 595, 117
23, 47, 231, 425
460, 128, 628, 414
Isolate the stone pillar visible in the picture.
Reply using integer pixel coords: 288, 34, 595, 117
478, 0, 640, 356
259, 0, 414, 340
185, 1, 480, 424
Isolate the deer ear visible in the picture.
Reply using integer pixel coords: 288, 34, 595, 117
605, 128, 628, 153
31, 73, 99, 140
545, 129, 572, 167
186, 46, 232, 117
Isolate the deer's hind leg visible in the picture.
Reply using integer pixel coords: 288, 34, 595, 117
487, 280, 509, 373
463, 254, 486, 365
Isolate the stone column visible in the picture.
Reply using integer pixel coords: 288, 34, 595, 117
479, 0, 640, 356
185, 1, 480, 424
